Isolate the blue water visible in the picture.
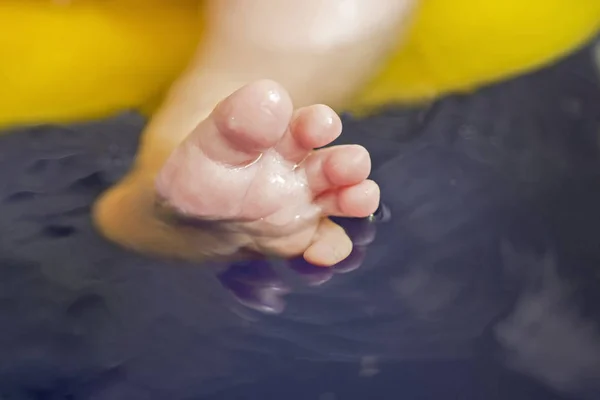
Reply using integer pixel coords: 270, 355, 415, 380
0, 41, 599, 399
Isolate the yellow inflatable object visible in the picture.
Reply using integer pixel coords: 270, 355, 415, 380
0, 0, 599, 128
0, 0, 200, 128
357, 0, 600, 108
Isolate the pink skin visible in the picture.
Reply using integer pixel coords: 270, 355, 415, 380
94, 0, 412, 267
155, 80, 380, 266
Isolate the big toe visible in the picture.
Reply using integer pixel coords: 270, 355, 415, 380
156, 80, 294, 218
190, 79, 294, 166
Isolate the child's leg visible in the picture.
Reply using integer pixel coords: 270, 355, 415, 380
93, 0, 416, 265
138, 0, 416, 169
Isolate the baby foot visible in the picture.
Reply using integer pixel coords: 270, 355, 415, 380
155, 80, 379, 266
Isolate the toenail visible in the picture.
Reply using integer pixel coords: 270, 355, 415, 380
350, 146, 369, 164
314, 105, 335, 126
259, 90, 283, 116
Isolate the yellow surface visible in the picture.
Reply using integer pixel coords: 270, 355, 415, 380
0, 0, 599, 128
0, 0, 200, 128
358, 0, 600, 108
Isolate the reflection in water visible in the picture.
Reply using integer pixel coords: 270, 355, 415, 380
218, 213, 383, 314
218, 259, 291, 314
496, 247, 600, 397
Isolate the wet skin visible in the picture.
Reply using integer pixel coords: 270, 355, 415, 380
93, 0, 415, 266
1, 44, 600, 398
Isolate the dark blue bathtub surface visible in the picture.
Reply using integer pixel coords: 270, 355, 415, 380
1, 41, 600, 399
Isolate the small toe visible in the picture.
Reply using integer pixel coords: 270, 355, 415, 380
317, 179, 380, 218
303, 219, 353, 267
275, 104, 342, 163
303, 145, 371, 195
332, 246, 368, 273
288, 257, 335, 286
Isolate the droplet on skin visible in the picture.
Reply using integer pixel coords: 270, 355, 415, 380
270, 175, 286, 185
260, 90, 282, 115
267, 89, 281, 104
313, 104, 335, 128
